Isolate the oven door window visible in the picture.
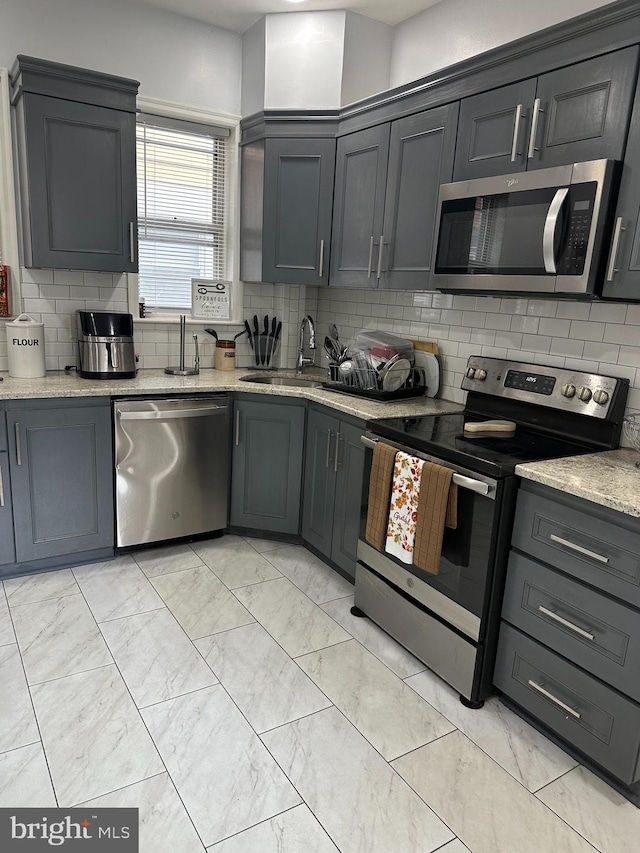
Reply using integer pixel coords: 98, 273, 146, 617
435, 185, 594, 276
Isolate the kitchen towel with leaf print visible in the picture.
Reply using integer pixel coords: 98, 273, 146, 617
385, 451, 425, 564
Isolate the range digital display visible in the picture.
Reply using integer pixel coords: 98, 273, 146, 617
504, 370, 556, 395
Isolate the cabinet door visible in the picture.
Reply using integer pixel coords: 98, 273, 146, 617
529, 47, 639, 170
380, 104, 459, 289
331, 420, 365, 579
7, 405, 114, 563
262, 138, 335, 285
602, 77, 640, 300
23, 93, 137, 271
0, 453, 15, 568
301, 408, 338, 557
231, 399, 305, 534
330, 124, 390, 288
453, 79, 537, 180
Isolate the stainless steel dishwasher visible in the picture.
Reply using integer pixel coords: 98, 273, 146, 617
114, 397, 229, 548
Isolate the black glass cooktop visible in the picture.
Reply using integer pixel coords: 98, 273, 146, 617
368, 413, 593, 477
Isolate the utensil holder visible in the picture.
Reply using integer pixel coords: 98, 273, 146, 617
251, 335, 281, 369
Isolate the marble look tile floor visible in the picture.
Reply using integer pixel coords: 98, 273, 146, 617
0, 534, 635, 851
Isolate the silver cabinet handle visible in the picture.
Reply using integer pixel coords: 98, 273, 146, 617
510, 104, 524, 162
543, 187, 569, 274
15, 423, 21, 466
119, 407, 227, 421
606, 217, 626, 282
528, 680, 581, 719
325, 429, 332, 468
527, 97, 543, 159
334, 434, 343, 473
129, 222, 136, 264
538, 605, 595, 640
549, 533, 609, 564
376, 235, 385, 280
235, 409, 241, 446
0, 463, 4, 508
367, 236, 375, 278
318, 239, 325, 278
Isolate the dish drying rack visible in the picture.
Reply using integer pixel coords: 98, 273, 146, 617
322, 359, 427, 401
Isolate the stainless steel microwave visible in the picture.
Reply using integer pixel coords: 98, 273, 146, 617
433, 159, 619, 296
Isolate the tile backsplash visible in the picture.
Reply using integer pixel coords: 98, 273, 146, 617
307, 287, 640, 420
0, 271, 307, 373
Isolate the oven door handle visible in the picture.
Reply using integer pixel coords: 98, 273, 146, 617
360, 435, 492, 496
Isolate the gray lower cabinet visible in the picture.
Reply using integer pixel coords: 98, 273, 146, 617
497, 479, 640, 793
302, 406, 364, 579
0, 451, 15, 568
5, 399, 114, 563
230, 397, 305, 534
11, 56, 139, 272
454, 47, 639, 180
602, 72, 640, 300
330, 104, 459, 290
241, 137, 336, 285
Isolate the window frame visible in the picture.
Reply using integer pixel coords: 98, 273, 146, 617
0, 67, 21, 318
128, 96, 242, 325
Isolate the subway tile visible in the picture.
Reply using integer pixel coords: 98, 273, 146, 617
420, 308, 441, 323
21, 268, 54, 285
510, 316, 539, 334
448, 328, 471, 343
53, 270, 84, 286
413, 293, 433, 307
461, 311, 486, 328
603, 323, 640, 345
617, 347, 640, 368
569, 320, 605, 341
533, 353, 564, 367
452, 295, 477, 310
470, 330, 496, 345
625, 304, 640, 325
457, 343, 477, 359
526, 300, 557, 317
521, 335, 551, 353
506, 350, 536, 362
538, 318, 570, 337
550, 337, 584, 358
593, 303, 630, 323
83, 272, 113, 287
439, 309, 463, 325
495, 332, 523, 349
555, 302, 591, 320
484, 313, 512, 331
565, 357, 600, 373
601, 362, 636, 382
480, 346, 508, 359
502, 298, 528, 315
23, 298, 56, 314
582, 341, 620, 364
431, 293, 454, 309
479, 296, 502, 313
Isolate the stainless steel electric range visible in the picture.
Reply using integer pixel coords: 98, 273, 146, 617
355, 356, 629, 707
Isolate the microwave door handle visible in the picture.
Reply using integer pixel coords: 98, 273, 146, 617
543, 187, 569, 274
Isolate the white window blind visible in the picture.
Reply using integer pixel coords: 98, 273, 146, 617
136, 114, 229, 310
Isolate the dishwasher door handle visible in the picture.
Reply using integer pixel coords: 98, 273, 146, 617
118, 406, 227, 421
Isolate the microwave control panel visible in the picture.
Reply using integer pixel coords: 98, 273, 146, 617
557, 183, 597, 275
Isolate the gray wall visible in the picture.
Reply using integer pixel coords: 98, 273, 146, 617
391, 0, 615, 87
0, 0, 242, 114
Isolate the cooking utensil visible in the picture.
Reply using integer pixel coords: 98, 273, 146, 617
204, 328, 218, 341
252, 315, 260, 366
267, 316, 278, 366
234, 329, 247, 341
329, 323, 340, 343
324, 335, 341, 362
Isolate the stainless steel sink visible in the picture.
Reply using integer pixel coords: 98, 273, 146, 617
240, 375, 324, 388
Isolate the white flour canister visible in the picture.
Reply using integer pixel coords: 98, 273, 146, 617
6, 313, 46, 378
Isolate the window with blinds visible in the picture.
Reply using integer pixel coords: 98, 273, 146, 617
136, 114, 230, 310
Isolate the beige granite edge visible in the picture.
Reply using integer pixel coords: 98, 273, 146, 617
0, 368, 463, 422
516, 448, 640, 518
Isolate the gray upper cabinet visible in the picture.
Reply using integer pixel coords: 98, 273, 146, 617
454, 47, 639, 180
11, 56, 139, 272
379, 104, 459, 289
330, 124, 390, 288
331, 105, 458, 290
231, 397, 305, 534
602, 75, 640, 300
5, 400, 114, 563
454, 79, 537, 180
242, 137, 336, 285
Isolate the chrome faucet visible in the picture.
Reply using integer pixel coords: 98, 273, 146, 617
296, 315, 316, 374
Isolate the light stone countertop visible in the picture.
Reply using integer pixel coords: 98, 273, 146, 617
516, 448, 640, 518
0, 368, 463, 422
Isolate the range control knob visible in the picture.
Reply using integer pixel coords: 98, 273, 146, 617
593, 389, 610, 406
578, 386, 593, 402
561, 383, 576, 398
466, 367, 476, 378
475, 369, 487, 381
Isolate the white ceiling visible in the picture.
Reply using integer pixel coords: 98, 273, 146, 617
135, 0, 443, 34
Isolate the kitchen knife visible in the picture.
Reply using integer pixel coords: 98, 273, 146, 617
252, 315, 260, 366
261, 314, 269, 365
267, 315, 278, 366
244, 319, 253, 350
